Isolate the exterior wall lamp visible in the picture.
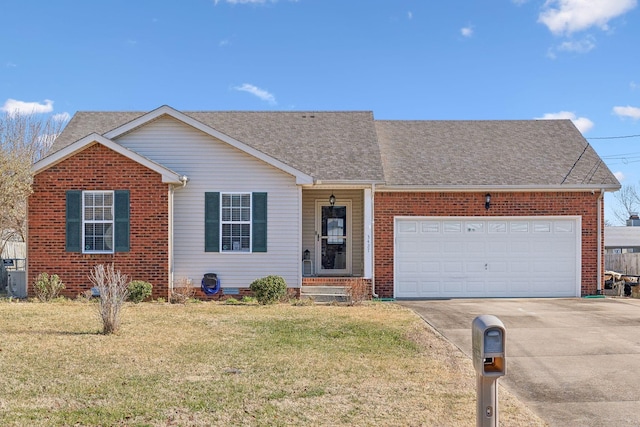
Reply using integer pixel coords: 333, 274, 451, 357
329, 193, 336, 207
485, 193, 491, 210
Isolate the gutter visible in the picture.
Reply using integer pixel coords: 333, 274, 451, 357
374, 184, 621, 192
597, 189, 604, 295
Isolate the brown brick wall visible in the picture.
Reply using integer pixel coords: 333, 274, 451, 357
28, 143, 170, 299
373, 191, 603, 298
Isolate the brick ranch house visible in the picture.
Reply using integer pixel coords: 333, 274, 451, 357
28, 105, 620, 300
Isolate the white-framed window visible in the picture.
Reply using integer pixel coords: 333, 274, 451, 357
221, 193, 252, 252
83, 191, 114, 253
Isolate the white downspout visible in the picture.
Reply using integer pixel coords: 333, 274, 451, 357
169, 175, 189, 295
597, 189, 604, 295
370, 184, 378, 298
168, 185, 175, 295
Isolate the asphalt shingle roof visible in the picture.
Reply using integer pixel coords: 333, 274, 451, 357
375, 119, 619, 187
51, 109, 619, 188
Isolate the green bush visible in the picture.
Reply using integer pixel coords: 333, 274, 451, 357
249, 275, 287, 305
33, 273, 65, 302
127, 280, 153, 303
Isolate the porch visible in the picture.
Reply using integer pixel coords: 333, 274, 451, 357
299, 188, 374, 302
301, 188, 373, 274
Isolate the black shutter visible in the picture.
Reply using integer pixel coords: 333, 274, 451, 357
205, 192, 220, 252
252, 192, 267, 252
65, 190, 82, 252
114, 190, 130, 252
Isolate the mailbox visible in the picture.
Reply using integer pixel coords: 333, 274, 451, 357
472, 315, 506, 377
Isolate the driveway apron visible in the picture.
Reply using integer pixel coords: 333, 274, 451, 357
400, 298, 640, 427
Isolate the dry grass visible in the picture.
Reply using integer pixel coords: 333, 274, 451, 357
0, 300, 546, 426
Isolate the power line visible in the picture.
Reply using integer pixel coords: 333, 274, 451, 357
587, 134, 640, 140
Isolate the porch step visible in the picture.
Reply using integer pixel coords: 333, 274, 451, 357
300, 285, 350, 303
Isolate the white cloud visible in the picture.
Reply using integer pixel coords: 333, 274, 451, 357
614, 171, 625, 182
538, 0, 637, 35
547, 35, 596, 58
408, 11, 413, 20
1, 99, 54, 115
52, 112, 71, 122
535, 111, 594, 133
631, 81, 639, 90
613, 105, 640, 119
234, 83, 277, 105
461, 26, 473, 37
557, 36, 596, 53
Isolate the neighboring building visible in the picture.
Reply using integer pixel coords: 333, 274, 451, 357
28, 106, 620, 299
605, 214, 640, 254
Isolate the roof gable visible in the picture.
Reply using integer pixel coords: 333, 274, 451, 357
33, 133, 184, 184
51, 107, 383, 184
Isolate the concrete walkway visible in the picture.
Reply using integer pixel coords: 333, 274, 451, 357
400, 298, 640, 427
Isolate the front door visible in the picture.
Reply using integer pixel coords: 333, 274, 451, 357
315, 200, 352, 275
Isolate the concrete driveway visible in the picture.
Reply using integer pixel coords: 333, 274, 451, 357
399, 298, 640, 427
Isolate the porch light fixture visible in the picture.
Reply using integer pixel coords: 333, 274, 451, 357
329, 193, 336, 207
485, 193, 491, 210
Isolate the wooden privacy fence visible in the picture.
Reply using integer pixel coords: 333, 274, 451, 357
606, 253, 640, 275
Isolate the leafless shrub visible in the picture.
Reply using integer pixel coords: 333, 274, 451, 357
170, 277, 195, 304
89, 264, 129, 335
346, 278, 369, 306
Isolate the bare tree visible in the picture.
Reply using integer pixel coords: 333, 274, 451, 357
89, 264, 130, 335
612, 184, 640, 225
0, 111, 65, 252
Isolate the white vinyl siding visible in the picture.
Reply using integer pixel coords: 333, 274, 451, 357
114, 116, 301, 288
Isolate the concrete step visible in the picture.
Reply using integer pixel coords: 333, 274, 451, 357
300, 285, 350, 303
301, 285, 349, 295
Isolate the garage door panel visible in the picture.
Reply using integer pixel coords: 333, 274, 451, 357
444, 241, 464, 253
509, 261, 530, 273
466, 280, 485, 292
551, 240, 575, 252
398, 221, 418, 233
532, 240, 554, 252
487, 241, 508, 253
510, 240, 531, 253
488, 262, 508, 273
444, 261, 464, 273
420, 241, 440, 253
395, 217, 579, 298
487, 280, 509, 293
398, 261, 418, 274
397, 240, 421, 253
419, 280, 443, 293
443, 280, 464, 294
467, 261, 486, 272
467, 241, 486, 253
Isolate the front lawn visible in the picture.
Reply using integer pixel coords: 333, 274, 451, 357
0, 300, 545, 426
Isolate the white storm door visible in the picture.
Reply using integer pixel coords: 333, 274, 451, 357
315, 200, 352, 275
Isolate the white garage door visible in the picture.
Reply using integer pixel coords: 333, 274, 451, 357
395, 217, 580, 298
